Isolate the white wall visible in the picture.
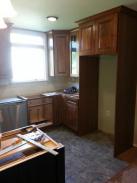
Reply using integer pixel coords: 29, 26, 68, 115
98, 55, 137, 146
98, 55, 117, 135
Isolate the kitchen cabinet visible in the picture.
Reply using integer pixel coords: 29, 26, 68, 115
0, 27, 11, 80
78, 11, 118, 55
77, 6, 137, 156
27, 95, 53, 124
95, 13, 118, 54
70, 29, 79, 77
79, 21, 95, 55
64, 98, 78, 132
48, 30, 70, 76
43, 97, 53, 122
53, 95, 65, 125
49, 93, 79, 131
28, 105, 44, 123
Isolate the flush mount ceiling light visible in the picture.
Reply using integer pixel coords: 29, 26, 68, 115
47, 16, 58, 22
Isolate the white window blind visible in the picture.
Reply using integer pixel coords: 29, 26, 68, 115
10, 29, 47, 83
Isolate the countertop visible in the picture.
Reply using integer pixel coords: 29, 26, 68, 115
42, 92, 79, 100
0, 92, 79, 103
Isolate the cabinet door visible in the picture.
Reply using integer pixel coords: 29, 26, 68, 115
43, 103, 53, 122
95, 13, 118, 54
0, 28, 11, 79
28, 107, 38, 124
79, 22, 95, 55
53, 32, 70, 76
53, 95, 64, 125
28, 106, 44, 124
65, 100, 78, 131
37, 105, 44, 122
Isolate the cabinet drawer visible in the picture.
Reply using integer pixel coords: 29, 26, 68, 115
43, 97, 53, 104
28, 98, 43, 106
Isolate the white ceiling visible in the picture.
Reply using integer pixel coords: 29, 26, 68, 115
11, 0, 137, 32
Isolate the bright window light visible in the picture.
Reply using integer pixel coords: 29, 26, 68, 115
10, 33, 44, 46
10, 29, 47, 83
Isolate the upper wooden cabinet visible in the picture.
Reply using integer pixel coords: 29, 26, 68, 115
95, 13, 118, 54
48, 30, 70, 76
79, 21, 95, 55
77, 9, 118, 55
0, 28, 11, 79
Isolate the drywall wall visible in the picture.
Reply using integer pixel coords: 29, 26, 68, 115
0, 77, 70, 99
98, 55, 137, 146
98, 55, 117, 135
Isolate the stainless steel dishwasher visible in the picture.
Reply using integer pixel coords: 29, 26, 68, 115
0, 97, 28, 132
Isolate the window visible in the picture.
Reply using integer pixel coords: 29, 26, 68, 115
10, 29, 47, 83
47, 32, 54, 76
70, 32, 79, 77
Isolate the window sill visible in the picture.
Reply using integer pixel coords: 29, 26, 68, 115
11, 79, 48, 84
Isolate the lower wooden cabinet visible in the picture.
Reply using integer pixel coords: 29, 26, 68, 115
27, 95, 53, 124
53, 95, 65, 125
28, 105, 44, 124
62, 96, 79, 132
64, 99, 78, 131
43, 103, 53, 122
27, 94, 79, 131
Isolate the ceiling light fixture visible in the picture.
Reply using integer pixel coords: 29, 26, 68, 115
47, 16, 58, 22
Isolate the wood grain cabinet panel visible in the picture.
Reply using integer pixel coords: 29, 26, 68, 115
28, 98, 42, 107
43, 100, 53, 122
64, 100, 78, 131
27, 96, 53, 124
78, 12, 118, 55
95, 13, 118, 54
54, 34, 69, 75
48, 30, 70, 76
53, 95, 65, 125
28, 106, 44, 124
37, 105, 44, 122
79, 22, 95, 55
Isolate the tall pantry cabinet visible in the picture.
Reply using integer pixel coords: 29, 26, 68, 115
77, 6, 137, 156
